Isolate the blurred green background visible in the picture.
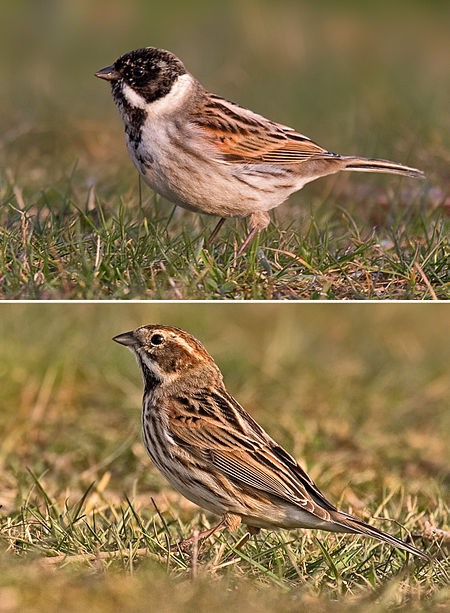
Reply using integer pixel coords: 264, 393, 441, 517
1, 303, 448, 503
2, 0, 449, 191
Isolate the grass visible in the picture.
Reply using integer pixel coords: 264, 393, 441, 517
1, 1, 449, 299
1, 170, 448, 299
0, 304, 448, 611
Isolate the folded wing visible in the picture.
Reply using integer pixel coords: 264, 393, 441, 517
193, 93, 339, 165
168, 391, 338, 521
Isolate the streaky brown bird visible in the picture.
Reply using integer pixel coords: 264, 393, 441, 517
114, 324, 430, 560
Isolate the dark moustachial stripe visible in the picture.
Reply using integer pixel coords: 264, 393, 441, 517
111, 80, 147, 143
139, 358, 162, 393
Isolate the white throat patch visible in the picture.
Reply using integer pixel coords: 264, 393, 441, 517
121, 83, 147, 109
121, 73, 194, 117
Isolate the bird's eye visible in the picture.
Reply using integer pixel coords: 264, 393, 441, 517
133, 66, 145, 78
150, 333, 164, 346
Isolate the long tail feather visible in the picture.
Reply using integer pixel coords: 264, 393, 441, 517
342, 156, 425, 180
333, 512, 431, 561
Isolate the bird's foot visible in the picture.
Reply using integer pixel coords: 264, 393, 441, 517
171, 513, 243, 553
171, 516, 234, 553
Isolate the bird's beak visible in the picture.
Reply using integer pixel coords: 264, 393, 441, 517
113, 331, 138, 347
95, 65, 120, 81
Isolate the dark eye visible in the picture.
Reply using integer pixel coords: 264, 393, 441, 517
133, 66, 145, 78
150, 333, 164, 346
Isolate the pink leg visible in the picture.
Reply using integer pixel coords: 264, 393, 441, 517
236, 526, 260, 548
236, 211, 270, 257
172, 517, 228, 552
217, 525, 260, 565
208, 218, 226, 245
236, 227, 259, 257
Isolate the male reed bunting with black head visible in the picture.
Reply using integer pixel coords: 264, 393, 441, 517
113, 324, 429, 561
97, 47, 425, 254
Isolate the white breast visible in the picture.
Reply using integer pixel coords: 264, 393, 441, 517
122, 74, 304, 217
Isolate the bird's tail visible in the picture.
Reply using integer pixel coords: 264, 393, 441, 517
342, 156, 425, 180
332, 511, 430, 561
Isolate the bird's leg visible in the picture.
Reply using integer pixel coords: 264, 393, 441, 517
208, 217, 226, 245
172, 513, 241, 553
236, 227, 259, 257
219, 524, 260, 565
172, 520, 226, 552
237, 525, 260, 547
233, 525, 260, 550
236, 211, 270, 257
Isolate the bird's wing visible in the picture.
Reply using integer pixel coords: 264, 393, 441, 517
192, 93, 339, 165
167, 391, 337, 520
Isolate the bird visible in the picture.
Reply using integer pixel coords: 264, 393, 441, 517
113, 324, 430, 561
96, 47, 425, 255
